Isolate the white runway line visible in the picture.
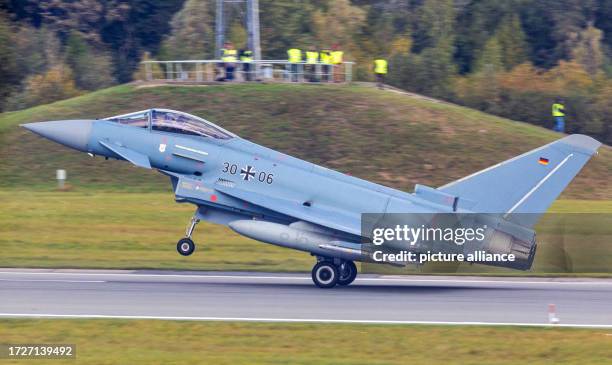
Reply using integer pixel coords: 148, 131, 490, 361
0, 279, 105, 283
0, 271, 610, 286
0, 313, 610, 328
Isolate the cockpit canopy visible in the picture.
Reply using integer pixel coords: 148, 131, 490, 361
104, 108, 235, 140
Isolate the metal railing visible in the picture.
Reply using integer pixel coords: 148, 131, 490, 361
140, 60, 354, 83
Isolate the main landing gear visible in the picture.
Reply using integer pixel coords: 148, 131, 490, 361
177, 215, 199, 256
311, 258, 357, 288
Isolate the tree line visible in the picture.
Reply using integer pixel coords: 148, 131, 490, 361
1, 0, 611, 144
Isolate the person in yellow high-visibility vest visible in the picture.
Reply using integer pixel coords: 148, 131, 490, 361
287, 48, 302, 82
374, 58, 388, 89
319, 48, 332, 82
305, 46, 319, 82
330, 44, 344, 83
552, 98, 565, 132
221, 42, 237, 81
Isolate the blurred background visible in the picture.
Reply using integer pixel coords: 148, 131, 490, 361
0, 0, 611, 144
0, 1, 610, 274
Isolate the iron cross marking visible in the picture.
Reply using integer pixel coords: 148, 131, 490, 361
240, 165, 257, 181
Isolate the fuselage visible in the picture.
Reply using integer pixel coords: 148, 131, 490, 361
86, 115, 455, 235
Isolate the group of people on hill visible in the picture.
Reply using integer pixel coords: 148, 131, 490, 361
217, 42, 253, 82
285, 44, 344, 82
218, 42, 388, 87
217, 42, 564, 132
285, 45, 388, 87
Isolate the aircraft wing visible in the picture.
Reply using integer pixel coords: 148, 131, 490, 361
214, 184, 362, 237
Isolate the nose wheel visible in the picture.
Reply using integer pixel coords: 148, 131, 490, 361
177, 238, 195, 256
177, 214, 200, 256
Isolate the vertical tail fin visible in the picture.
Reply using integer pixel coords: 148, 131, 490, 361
439, 134, 601, 226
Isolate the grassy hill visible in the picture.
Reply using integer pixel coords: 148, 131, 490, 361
0, 82, 609, 199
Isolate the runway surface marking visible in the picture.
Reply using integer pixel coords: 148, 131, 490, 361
0, 313, 610, 328
2, 269, 610, 328
0, 270, 610, 285
0, 279, 106, 283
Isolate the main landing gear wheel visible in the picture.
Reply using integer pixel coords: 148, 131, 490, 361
177, 238, 195, 256
337, 261, 357, 286
311, 261, 339, 288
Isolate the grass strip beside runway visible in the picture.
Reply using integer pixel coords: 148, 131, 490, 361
1, 191, 610, 274
0, 319, 611, 365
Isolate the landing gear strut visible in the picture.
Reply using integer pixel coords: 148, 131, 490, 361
177, 215, 199, 256
311, 259, 357, 288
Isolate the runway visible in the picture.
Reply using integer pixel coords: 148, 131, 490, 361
1, 269, 611, 327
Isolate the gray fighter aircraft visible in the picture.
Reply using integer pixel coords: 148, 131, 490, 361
22, 109, 601, 287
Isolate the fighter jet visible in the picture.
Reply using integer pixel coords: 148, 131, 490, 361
22, 109, 601, 287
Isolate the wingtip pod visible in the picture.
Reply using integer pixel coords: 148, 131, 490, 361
559, 134, 602, 156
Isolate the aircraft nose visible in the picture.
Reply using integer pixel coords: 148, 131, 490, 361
21, 120, 95, 152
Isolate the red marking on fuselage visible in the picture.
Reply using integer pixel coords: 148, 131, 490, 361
210, 194, 218, 202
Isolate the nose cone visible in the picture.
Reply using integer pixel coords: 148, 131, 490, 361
21, 120, 95, 152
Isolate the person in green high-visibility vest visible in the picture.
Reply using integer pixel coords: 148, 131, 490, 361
552, 97, 566, 133
374, 58, 388, 89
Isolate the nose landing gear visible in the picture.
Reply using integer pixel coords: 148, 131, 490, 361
177, 215, 199, 256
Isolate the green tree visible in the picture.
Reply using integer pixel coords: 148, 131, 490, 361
496, 15, 528, 70
6, 64, 81, 110
65, 32, 115, 90
259, 0, 317, 59
38, 0, 129, 44
159, 0, 214, 60
417, 0, 455, 50
548, 0, 598, 61
410, 0, 457, 98
422, 41, 457, 98
570, 22, 605, 76
13, 25, 51, 77
473, 36, 503, 75
453, 0, 520, 72
0, 13, 18, 109
311, 0, 366, 56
